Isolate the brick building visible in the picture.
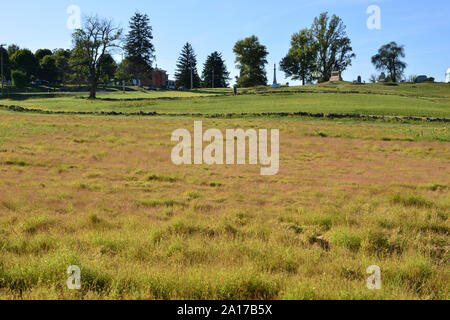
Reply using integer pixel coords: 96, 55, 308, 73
142, 68, 169, 88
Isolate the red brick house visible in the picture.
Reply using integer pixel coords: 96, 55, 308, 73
142, 68, 169, 88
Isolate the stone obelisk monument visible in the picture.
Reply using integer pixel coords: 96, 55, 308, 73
271, 63, 279, 88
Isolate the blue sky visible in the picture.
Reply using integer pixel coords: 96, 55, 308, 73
1, 0, 449, 84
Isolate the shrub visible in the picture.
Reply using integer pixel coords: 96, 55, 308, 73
332, 231, 362, 251
11, 70, 28, 89
366, 231, 403, 256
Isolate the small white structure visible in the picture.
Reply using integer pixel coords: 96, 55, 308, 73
446, 68, 450, 83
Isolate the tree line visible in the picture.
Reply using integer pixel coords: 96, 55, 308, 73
1, 11, 408, 99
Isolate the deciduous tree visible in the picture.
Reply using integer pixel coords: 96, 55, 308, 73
7, 44, 19, 57
71, 15, 122, 99
11, 70, 28, 88
39, 55, 58, 83
371, 42, 406, 83
311, 12, 355, 82
9, 49, 38, 79
35, 49, 53, 63
233, 35, 268, 87
53, 49, 72, 84
280, 29, 317, 85
69, 46, 89, 87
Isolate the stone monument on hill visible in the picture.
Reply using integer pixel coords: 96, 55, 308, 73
330, 70, 342, 82
271, 64, 279, 88
446, 68, 450, 83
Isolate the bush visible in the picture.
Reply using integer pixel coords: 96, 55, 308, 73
332, 231, 362, 251
11, 70, 28, 89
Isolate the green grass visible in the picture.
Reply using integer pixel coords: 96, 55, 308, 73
1, 82, 449, 118
253, 81, 450, 99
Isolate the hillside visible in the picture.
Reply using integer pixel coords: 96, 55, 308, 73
1, 82, 449, 118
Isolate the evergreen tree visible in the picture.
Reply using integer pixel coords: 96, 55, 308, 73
233, 35, 268, 87
175, 43, 201, 89
202, 51, 230, 88
99, 53, 117, 86
0, 46, 11, 81
124, 12, 155, 82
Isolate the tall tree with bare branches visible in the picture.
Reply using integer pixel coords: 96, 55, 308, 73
71, 15, 122, 99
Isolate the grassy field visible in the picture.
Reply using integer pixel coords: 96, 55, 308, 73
0, 82, 448, 300
0, 109, 448, 299
1, 82, 450, 118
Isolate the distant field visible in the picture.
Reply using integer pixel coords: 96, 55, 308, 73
0, 112, 448, 299
1, 83, 449, 118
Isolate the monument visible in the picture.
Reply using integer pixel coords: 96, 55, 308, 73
378, 72, 386, 82
357, 76, 362, 83
330, 70, 342, 82
446, 68, 450, 83
271, 64, 279, 88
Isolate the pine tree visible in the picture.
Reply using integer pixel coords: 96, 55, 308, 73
175, 43, 201, 89
124, 12, 155, 81
201, 52, 230, 88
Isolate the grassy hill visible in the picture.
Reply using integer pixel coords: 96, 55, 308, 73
1, 82, 449, 118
